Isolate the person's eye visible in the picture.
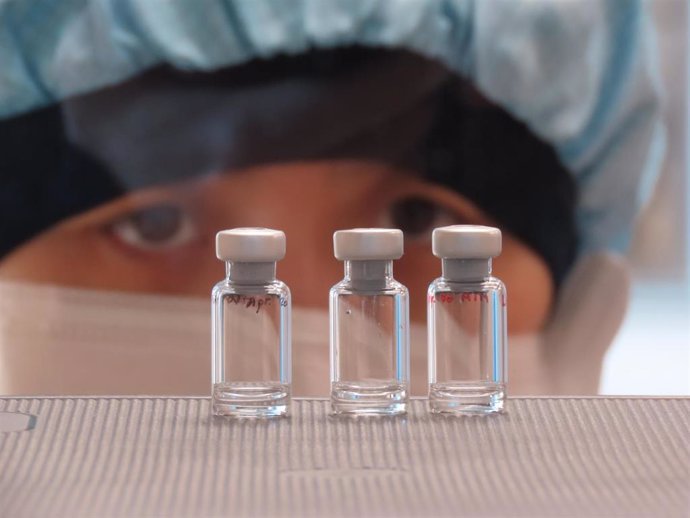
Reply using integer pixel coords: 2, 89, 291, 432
107, 204, 198, 251
383, 196, 460, 240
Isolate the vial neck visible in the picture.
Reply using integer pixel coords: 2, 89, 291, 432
442, 258, 491, 282
344, 260, 393, 289
226, 262, 276, 284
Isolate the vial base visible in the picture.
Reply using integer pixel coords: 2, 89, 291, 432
429, 382, 505, 415
331, 381, 407, 416
212, 382, 290, 417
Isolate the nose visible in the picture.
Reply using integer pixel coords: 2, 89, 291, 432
278, 220, 340, 309
205, 166, 345, 309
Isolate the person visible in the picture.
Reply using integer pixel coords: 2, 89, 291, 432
0, 0, 664, 396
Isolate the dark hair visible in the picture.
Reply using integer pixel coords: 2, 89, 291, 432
422, 81, 578, 286
0, 47, 577, 285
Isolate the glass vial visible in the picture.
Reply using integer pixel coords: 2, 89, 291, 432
428, 225, 507, 415
211, 228, 291, 417
330, 229, 409, 416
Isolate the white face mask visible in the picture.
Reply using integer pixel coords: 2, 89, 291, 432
0, 254, 627, 396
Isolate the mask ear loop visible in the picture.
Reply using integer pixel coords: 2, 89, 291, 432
540, 253, 630, 395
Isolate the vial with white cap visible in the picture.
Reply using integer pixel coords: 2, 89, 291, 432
428, 225, 507, 415
330, 228, 410, 415
211, 228, 291, 417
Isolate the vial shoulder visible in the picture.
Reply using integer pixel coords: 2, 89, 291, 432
429, 276, 506, 293
212, 279, 232, 299
212, 279, 290, 298
268, 279, 291, 298
388, 279, 409, 296
330, 278, 408, 296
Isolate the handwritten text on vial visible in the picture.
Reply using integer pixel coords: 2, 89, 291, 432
225, 295, 288, 313
428, 292, 507, 307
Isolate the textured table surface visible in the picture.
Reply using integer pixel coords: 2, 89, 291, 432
0, 397, 688, 517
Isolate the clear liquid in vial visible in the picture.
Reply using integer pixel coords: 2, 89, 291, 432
330, 291, 408, 415
428, 282, 506, 415
212, 287, 290, 417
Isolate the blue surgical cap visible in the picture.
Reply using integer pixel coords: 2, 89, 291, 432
0, 0, 665, 254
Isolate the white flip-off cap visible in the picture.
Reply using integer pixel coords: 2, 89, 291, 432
432, 225, 502, 259
333, 228, 403, 261
216, 228, 286, 262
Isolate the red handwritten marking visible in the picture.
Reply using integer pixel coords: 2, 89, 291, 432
429, 292, 492, 304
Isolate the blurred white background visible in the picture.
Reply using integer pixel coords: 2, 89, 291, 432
600, 0, 689, 395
